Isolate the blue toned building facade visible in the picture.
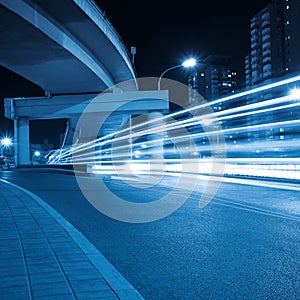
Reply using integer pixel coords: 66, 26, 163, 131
187, 55, 237, 108
245, 0, 300, 143
245, 0, 300, 87
187, 55, 237, 146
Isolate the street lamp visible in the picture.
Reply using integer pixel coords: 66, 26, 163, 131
1, 137, 12, 157
1, 137, 12, 147
158, 58, 197, 90
34, 151, 41, 157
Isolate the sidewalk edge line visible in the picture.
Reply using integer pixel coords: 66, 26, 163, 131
0, 178, 144, 300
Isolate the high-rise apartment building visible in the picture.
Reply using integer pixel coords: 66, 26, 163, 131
188, 55, 237, 109
245, 0, 300, 142
245, 0, 300, 87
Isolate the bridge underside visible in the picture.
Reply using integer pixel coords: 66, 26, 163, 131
0, 1, 171, 167
0, 0, 136, 94
5, 90, 169, 166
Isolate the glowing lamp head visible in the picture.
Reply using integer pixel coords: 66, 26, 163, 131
1, 137, 12, 147
182, 58, 197, 68
290, 88, 300, 98
34, 151, 41, 157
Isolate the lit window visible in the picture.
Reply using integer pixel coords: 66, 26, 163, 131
286, 20, 290, 25
286, 5, 289, 9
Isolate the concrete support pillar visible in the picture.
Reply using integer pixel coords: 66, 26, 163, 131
63, 117, 79, 146
14, 117, 30, 167
148, 112, 164, 159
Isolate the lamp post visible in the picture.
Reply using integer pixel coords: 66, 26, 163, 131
1, 137, 12, 156
1, 137, 13, 169
157, 58, 197, 90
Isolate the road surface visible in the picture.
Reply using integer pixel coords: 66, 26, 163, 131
0, 169, 299, 299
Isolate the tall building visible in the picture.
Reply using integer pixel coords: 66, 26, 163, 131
245, 0, 300, 87
187, 55, 237, 144
245, 0, 300, 143
188, 55, 237, 109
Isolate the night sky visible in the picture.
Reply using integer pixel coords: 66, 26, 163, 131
0, 0, 270, 146
95, 0, 270, 81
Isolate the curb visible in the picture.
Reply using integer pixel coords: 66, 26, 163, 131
0, 178, 144, 300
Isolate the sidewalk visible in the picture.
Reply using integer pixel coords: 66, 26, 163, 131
0, 179, 144, 300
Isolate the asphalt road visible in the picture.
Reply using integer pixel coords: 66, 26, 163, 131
1, 169, 299, 300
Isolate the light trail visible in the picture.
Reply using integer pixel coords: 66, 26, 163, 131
69, 132, 300, 165
58, 74, 300, 159
66, 94, 294, 159
49, 73, 300, 182
64, 97, 300, 162
65, 115, 300, 164
104, 118, 299, 160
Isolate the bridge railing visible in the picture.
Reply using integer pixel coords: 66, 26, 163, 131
75, 0, 135, 75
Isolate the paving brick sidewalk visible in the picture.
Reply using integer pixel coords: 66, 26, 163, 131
0, 180, 144, 300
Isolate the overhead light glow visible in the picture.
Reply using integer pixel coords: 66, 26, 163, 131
1, 137, 12, 147
34, 151, 41, 157
290, 88, 300, 98
182, 58, 196, 68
